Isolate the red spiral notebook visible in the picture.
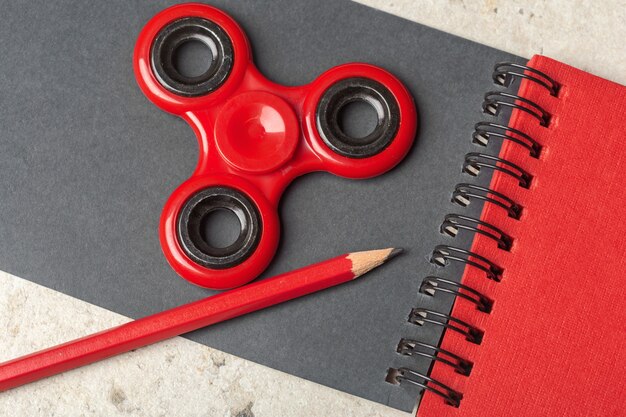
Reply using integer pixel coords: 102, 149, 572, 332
388, 55, 626, 416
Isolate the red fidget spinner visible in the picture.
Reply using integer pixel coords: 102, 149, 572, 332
133, 3, 418, 289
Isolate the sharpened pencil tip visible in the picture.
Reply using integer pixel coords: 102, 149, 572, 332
386, 247, 403, 261
348, 247, 403, 278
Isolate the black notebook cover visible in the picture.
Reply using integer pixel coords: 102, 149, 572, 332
0, 0, 519, 411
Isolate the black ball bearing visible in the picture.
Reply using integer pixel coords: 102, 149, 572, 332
177, 187, 261, 269
316, 77, 400, 158
150, 17, 234, 97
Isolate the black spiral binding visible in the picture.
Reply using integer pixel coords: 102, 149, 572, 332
420, 276, 493, 313
386, 62, 559, 408
441, 214, 512, 250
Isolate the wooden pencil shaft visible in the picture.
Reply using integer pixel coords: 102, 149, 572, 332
0, 253, 359, 391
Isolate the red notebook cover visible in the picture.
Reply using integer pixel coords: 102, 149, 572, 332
418, 55, 626, 416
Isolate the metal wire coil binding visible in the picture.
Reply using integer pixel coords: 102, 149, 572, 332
452, 183, 522, 219
386, 367, 463, 407
396, 338, 474, 376
473, 121, 542, 157
493, 62, 560, 96
420, 276, 493, 313
431, 245, 503, 282
441, 214, 512, 250
463, 152, 533, 188
409, 308, 484, 344
483, 91, 551, 126
388, 61, 557, 408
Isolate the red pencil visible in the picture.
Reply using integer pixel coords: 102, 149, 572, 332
0, 248, 401, 391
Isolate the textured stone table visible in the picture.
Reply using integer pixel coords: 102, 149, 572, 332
2, 1, 624, 416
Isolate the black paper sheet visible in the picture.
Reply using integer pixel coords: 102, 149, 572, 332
0, 0, 519, 411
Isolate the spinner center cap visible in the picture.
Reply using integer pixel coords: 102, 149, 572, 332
215, 91, 300, 173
